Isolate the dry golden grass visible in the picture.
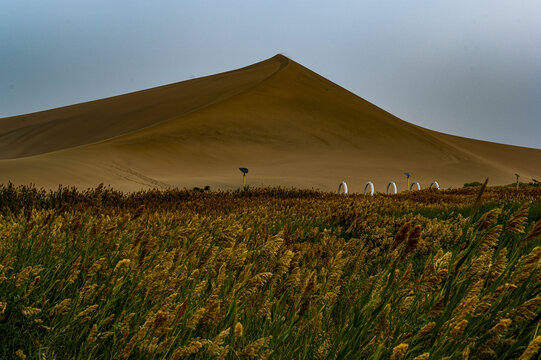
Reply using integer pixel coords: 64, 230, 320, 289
0, 184, 539, 359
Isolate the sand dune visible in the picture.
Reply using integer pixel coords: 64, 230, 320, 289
0, 54, 539, 192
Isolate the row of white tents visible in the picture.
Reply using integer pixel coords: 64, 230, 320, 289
338, 180, 440, 195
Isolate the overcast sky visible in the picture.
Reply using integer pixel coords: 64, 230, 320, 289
1, 0, 540, 148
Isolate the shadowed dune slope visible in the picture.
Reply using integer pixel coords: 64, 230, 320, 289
0, 54, 539, 192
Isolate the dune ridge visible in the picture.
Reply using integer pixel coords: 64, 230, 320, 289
0, 55, 286, 159
0, 54, 539, 192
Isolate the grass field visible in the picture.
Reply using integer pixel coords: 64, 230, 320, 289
0, 183, 540, 359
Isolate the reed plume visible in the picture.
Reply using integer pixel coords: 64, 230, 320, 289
476, 207, 501, 232
518, 335, 541, 360
506, 203, 530, 234
392, 222, 411, 250
235, 322, 244, 339
391, 343, 409, 359
524, 219, 541, 243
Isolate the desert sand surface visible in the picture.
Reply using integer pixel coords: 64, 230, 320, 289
0, 54, 539, 193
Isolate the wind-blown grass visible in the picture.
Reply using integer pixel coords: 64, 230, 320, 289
0, 184, 540, 359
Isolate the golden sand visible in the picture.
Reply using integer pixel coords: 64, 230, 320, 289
0, 55, 539, 191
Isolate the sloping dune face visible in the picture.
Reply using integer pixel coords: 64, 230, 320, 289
0, 56, 285, 159
0, 54, 539, 192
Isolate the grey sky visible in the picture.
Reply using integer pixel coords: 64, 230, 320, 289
1, 0, 540, 148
